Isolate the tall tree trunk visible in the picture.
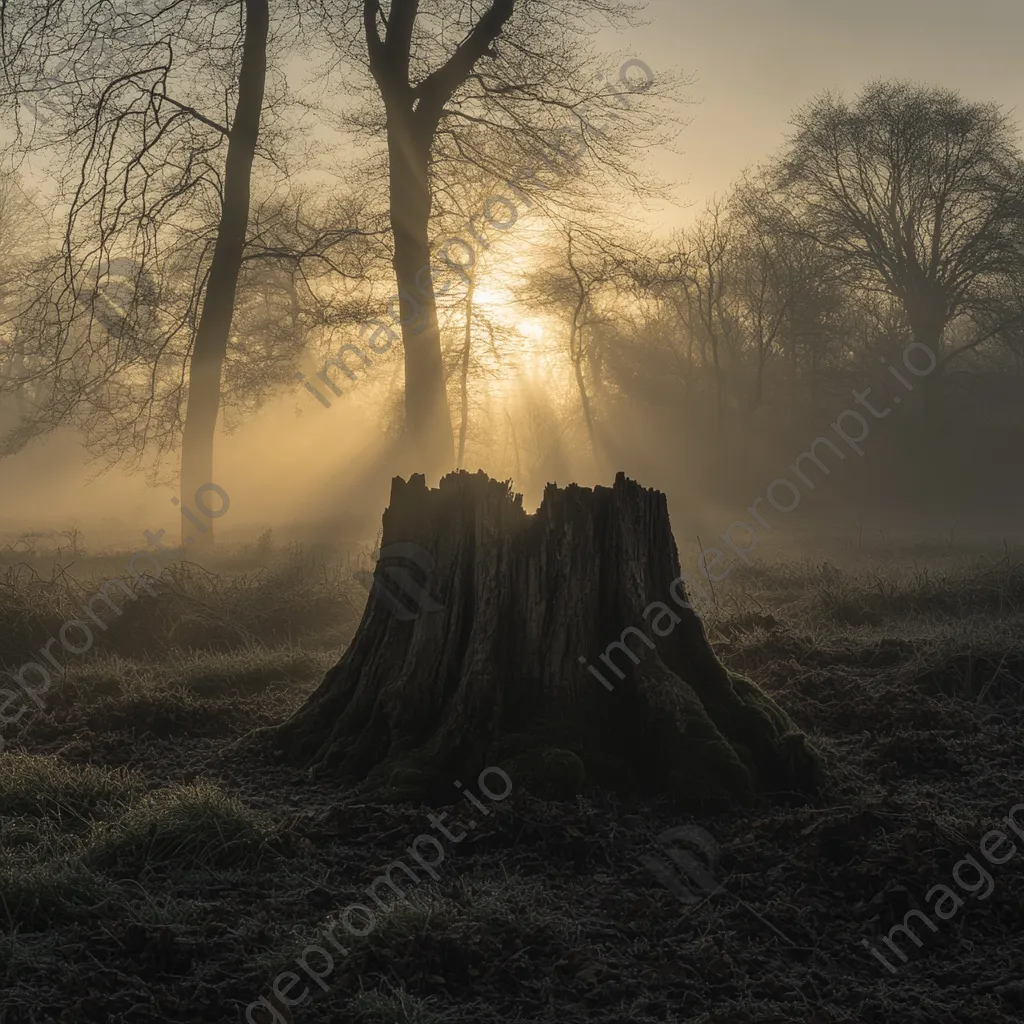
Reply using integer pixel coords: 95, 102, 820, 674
711, 340, 725, 440
919, 365, 944, 436
809, 343, 818, 409
286, 270, 301, 352
9, 333, 28, 418
573, 348, 600, 467
386, 114, 455, 477
361, 0, 514, 478
788, 334, 800, 428
905, 295, 947, 461
566, 235, 600, 471
749, 332, 767, 419
457, 272, 476, 469
178, 0, 268, 548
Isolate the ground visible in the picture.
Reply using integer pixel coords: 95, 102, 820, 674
1, 531, 1023, 1023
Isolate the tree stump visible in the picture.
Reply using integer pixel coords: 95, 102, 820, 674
267, 471, 823, 805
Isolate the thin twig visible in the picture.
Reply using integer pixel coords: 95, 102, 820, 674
696, 535, 718, 608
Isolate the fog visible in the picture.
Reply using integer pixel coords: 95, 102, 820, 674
0, 3, 1021, 565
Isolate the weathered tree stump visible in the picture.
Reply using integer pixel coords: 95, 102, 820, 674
267, 470, 823, 804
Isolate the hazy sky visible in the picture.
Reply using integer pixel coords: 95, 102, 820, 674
608, 0, 1024, 224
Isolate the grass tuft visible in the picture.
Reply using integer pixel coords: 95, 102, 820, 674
0, 858, 113, 932
350, 988, 443, 1023
0, 754, 138, 824
84, 782, 284, 874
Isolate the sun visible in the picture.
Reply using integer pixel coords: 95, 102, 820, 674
469, 282, 561, 378
469, 283, 504, 308
514, 316, 563, 380
464, 226, 568, 389
518, 317, 545, 341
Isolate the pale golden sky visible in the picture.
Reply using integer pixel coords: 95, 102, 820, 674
14, 2, 1022, 229
606, 0, 1024, 226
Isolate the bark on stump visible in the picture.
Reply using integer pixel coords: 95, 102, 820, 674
268, 471, 824, 805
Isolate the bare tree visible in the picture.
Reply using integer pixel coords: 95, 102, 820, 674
0, 171, 46, 425
178, 0, 269, 547
325, 0, 685, 474
685, 201, 731, 438
0, 2, 376, 544
361, 0, 513, 471
521, 222, 634, 472
775, 81, 1024, 437
0, 1, 272, 544
727, 188, 793, 416
729, 178, 846, 417
417, 153, 531, 471
647, 202, 733, 439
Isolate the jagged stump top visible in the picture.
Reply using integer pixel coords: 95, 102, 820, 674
265, 470, 824, 806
